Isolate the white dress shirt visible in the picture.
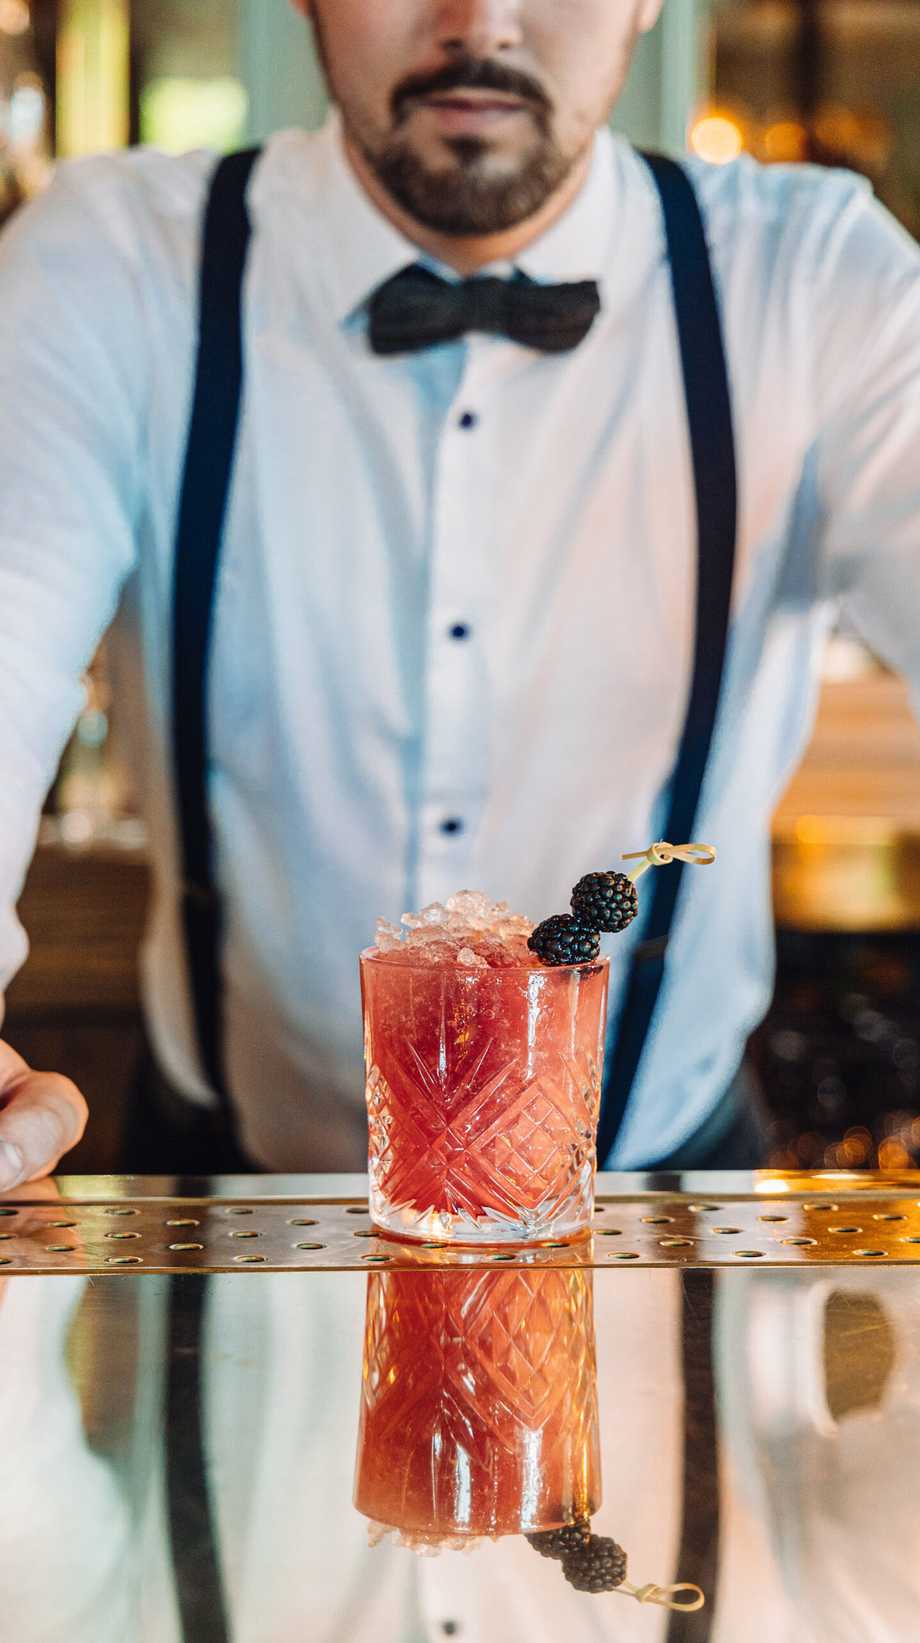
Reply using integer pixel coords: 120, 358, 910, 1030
0, 111, 918, 1168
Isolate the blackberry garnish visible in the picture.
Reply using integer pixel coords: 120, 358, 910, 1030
526, 1518, 592, 1560
571, 872, 639, 934
562, 1533, 628, 1593
528, 916, 601, 967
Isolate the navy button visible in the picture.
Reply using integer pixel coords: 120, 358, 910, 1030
449, 623, 471, 640
458, 411, 478, 430
440, 818, 463, 836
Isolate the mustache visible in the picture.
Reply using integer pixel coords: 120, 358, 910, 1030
392, 56, 550, 123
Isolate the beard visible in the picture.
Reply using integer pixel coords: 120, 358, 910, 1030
359, 126, 576, 236
308, 24, 580, 238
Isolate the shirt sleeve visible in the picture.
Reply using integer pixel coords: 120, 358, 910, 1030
0, 160, 145, 1003
811, 172, 920, 722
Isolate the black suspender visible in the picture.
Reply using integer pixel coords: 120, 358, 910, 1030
172, 149, 737, 1174
595, 152, 738, 1167
171, 148, 260, 1152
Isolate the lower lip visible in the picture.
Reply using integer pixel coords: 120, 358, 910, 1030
418, 99, 528, 135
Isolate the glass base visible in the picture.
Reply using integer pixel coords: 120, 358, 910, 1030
370, 1192, 594, 1248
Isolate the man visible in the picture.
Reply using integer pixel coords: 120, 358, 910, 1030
0, 0, 918, 1188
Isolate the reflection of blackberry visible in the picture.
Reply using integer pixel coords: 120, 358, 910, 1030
526, 1519, 592, 1560
528, 916, 601, 967
571, 872, 639, 934
562, 1533, 629, 1593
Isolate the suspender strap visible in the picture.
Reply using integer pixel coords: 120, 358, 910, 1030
667, 1272, 721, 1643
166, 1267, 230, 1643
171, 148, 260, 1139
596, 152, 739, 1166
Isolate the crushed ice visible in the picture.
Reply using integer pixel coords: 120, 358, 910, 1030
366, 1519, 487, 1554
373, 890, 536, 968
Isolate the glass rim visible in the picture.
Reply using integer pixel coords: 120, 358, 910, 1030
359, 945, 610, 976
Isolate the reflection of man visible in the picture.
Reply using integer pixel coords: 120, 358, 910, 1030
1, 0, 920, 1184
4, 1263, 920, 1641
0, 1268, 779, 1642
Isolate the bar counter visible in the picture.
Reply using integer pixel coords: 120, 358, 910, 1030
3, 1168, 919, 1640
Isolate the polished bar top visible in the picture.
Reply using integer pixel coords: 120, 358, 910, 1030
3, 1170, 918, 1642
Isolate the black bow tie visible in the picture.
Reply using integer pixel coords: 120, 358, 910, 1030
367, 263, 601, 356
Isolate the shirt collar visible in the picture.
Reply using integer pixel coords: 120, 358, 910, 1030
314, 105, 622, 327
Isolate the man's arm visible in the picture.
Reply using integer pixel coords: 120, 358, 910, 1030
0, 160, 145, 1185
811, 173, 920, 712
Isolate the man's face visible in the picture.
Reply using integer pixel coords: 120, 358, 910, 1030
294, 1, 664, 236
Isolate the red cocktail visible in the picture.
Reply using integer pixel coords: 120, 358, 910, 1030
360, 894, 609, 1244
354, 1267, 601, 1546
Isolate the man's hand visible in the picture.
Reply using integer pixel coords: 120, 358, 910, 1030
0, 1041, 87, 1191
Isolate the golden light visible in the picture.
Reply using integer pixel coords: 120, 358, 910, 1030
763, 120, 809, 164
878, 1138, 911, 1170
0, 0, 29, 35
689, 111, 745, 166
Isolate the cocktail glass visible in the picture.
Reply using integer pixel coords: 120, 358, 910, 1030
360, 951, 609, 1245
353, 1267, 601, 1546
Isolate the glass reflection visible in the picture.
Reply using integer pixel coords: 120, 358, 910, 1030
353, 1268, 602, 1544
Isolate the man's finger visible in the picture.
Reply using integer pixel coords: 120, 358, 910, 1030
0, 1060, 87, 1189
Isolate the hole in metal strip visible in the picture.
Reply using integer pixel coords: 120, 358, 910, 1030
873, 1213, 906, 1222
0, 1233, 11, 1242
353, 1230, 377, 1239
345, 1206, 370, 1214
105, 1256, 143, 1265
711, 1227, 742, 1235
611, 1252, 640, 1260
226, 1208, 255, 1216
105, 1231, 141, 1241
802, 1203, 838, 1212
361, 1254, 392, 1263
169, 1243, 205, 1252
294, 1242, 326, 1251
759, 1214, 789, 1223
0, 1208, 17, 1217
0, 1258, 10, 1265
229, 1230, 260, 1239
492, 1254, 516, 1261
597, 1229, 622, 1237
829, 1226, 862, 1235
854, 1249, 887, 1258
102, 1208, 139, 1217
289, 1218, 318, 1227
688, 1204, 723, 1212
782, 1237, 818, 1247
233, 1254, 266, 1264
166, 1218, 200, 1227
902, 1237, 920, 1245
735, 1250, 765, 1258
660, 1237, 694, 1248
641, 1216, 674, 1225
45, 1245, 75, 1253
50, 1220, 78, 1228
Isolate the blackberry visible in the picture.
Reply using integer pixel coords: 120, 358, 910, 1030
526, 1519, 592, 1560
562, 1533, 628, 1593
571, 872, 639, 934
528, 916, 601, 967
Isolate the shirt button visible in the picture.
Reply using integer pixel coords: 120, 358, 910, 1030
440, 818, 464, 836
458, 411, 478, 430
448, 623, 471, 640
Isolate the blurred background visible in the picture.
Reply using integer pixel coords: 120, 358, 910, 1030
2, 0, 920, 1172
